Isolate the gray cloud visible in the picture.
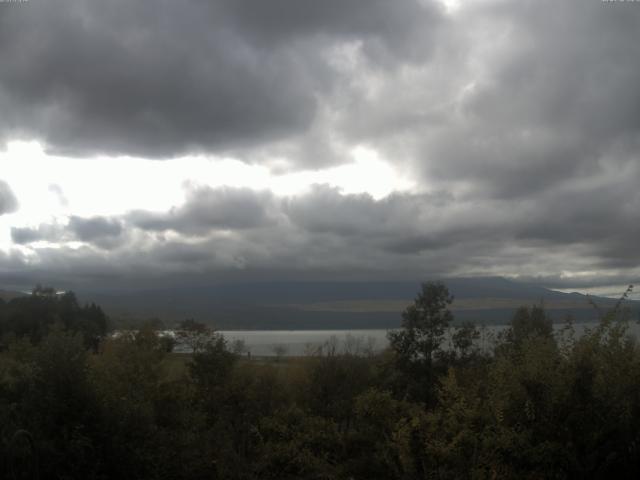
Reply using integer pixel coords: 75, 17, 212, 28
0, 0, 438, 160
0, 180, 18, 215
11, 216, 124, 250
4, 173, 640, 291
5, 177, 637, 290
130, 186, 276, 234
285, 185, 506, 255
324, 1, 640, 203
67, 216, 124, 249
214, 0, 442, 62
430, 2, 640, 200
2, 0, 640, 293
11, 224, 60, 244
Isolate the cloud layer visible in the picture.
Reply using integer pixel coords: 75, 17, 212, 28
0, 0, 439, 161
1, 0, 640, 292
3, 181, 640, 291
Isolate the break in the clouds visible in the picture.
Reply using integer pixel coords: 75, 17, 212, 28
1, 0, 640, 294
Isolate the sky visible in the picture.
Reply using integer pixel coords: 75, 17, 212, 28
1, 0, 640, 296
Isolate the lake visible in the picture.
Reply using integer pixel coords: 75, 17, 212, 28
212, 321, 640, 356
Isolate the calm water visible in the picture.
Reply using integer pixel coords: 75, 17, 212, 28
214, 321, 640, 356
139, 321, 640, 356
218, 329, 387, 356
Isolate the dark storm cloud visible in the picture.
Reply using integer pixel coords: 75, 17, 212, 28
129, 186, 276, 234
2, 0, 640, 292
285, 185, 504, 255
286, 186, 402, 237
4, 186, 494, 288
0, 0, 439, 159
4, 180, 640, 290
311, 0, 640, 205
418, 1, 640, 199
11, 225, 58, 244
513, 179, 640, 249
215, 0, 441, 60
67, 216, 123, 246
288, 180, 640, 276
11, 216, 124, 250
0, 0, 312, 158
0, 180, 18, 215
285, 185, 456, 249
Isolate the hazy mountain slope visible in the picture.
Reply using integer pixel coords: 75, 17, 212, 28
0, 289, 28, 302
70, 277, 638, 329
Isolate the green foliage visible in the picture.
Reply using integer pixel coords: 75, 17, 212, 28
387, 282, 455, 405
508, 304, 553, 345
452, 321, 481, 361
297, 341, 374, 430
0, 286, 107, 349
414, 291, 640, 479
257, 406, 343, 479
189, 334, 237, 397
176, 318, 217, 353
349, 389, 422, 479
1, 327, 102, 479
389, 282, 454, 363
2, 283, 640, 479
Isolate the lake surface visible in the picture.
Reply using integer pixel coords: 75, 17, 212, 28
214, 321, 640, 356
218, 329, 388, 356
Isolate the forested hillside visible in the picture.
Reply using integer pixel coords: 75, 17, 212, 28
1, 284, 640, 479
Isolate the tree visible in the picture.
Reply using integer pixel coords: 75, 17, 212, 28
451, 321, 480, 360
503, 304, 553, 348
231, 338, 248, 355
389, 282, 454, 363
271, 344, 288, 361
175, 318, 216, 353
387, 282, 454, 405
189, 335, 237, 391
300, 341, 373, 427
27, 326, 102, 479
0, 287, 107, 348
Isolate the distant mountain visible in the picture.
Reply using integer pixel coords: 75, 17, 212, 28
0, 289, 28, 302
74, 277, 639, 330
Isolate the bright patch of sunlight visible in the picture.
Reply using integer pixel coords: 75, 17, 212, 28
0, 141, 415, 252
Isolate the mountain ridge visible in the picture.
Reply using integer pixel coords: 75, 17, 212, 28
3, 278, 635, 329
68, 277, 637, 329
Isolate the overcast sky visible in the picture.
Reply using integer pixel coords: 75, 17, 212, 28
1, 0, 640, 296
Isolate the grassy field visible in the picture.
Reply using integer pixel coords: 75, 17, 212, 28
163, 351, 310, 381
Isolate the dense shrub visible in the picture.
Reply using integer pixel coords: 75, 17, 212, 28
2, 284, 640, 479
